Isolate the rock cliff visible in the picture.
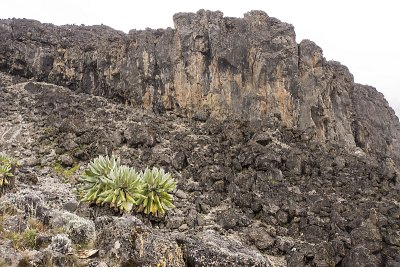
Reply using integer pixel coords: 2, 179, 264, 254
0, 10, 399, 267
1, 10, 399, 165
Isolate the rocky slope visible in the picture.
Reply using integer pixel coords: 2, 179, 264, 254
1, 10, 399, 165
0, 10, 399, 267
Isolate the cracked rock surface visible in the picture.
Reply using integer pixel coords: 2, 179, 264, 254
0, 10, 399, 267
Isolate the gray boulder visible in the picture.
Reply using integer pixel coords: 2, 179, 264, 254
177, 230, 271, 267
95, 215, 184, 267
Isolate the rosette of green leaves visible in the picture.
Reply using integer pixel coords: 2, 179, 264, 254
137, 167, 176, 216
0, 153, 17, 187
0, 164, 12, 187
0, 153, 17, 165
79, 155, 120, 202
98, 165, 143, 213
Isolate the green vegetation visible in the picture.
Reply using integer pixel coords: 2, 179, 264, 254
82, 155, 120, 180
78, 155, 177, 216
97, 165, 143, 213
0, 164, 12, 187
137, 167, 176, 216
52, 162, 81, 183
1, 219, 43, 250
0, 153, 17, 187
53, 163, 81, 177
79, 155, 118, 203
21, 228, 37, 248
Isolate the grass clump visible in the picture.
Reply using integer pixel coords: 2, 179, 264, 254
0, 216, 45, 251
52, 163, 80, 182
5, 228, 37, 250
22, 228, 37, 248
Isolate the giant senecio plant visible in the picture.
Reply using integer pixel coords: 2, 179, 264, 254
0, 153, 17, 187
79, 155, 177, 216
136, 167, 177, 216
97, 165, 143, 213
79, 155, 119, 203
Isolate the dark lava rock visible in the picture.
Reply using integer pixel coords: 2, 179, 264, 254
95, 216, 184, 266
0, 9, 400, 267
177, 230, 271, 267
245, 225, 276, 250
1, 11, 399, 165
124, 123, 156, 148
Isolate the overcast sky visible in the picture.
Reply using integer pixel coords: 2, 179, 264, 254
1, 0, 399, 117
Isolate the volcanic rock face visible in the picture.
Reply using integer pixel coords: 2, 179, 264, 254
0, 10, 399, 165
0, 9, 399, 267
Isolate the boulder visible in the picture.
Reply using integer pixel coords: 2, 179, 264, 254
177, 230, 271, 267
95, 215, 184, 267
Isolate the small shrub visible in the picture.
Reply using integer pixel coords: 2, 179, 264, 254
27, 217, 46, 233
0, 153, 17, 187
5, 228, 37, 250
136, 167, 177, 216
0, 164, 12, 187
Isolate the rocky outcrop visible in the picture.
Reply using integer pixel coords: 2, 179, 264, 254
177, 230, 271, 266
0, 77, 399, 266
1, 9, 400, 267
0, 10, 399, 166
351, 84, 400, 167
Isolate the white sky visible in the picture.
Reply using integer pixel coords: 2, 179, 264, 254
1, 0, 399, 117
